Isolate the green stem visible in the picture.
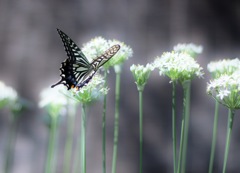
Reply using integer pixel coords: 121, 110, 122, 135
102, 70, 108, 173
177, 114, 185, 173
177, 80, 191, 173
112, 69, 121, 173
45, 115, 58, 173
208, 101, 219, 173
72, 114, 82, 173
172, 81, 177, 173
4, 114, 18, 173
222, 109, 235, 173
81, 104, 87, 173
138, 89, 143, 173
181, 80, 191, 173
63, 104, 76, 173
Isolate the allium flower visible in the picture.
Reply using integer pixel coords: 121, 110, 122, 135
207, 73, 240, 109
154, 51, 204, 83
82, 37, 109, 60
66, 74, 108, 104
104, 40, 133, 70
81, 37, 133, 72
174, 43, 203, 58
0, 81, 18, 109
207, 58, 240, 79
130, 63, 154, 90
39, 85, 71, 117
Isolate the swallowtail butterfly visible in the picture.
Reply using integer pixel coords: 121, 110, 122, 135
51, 29, 120, 90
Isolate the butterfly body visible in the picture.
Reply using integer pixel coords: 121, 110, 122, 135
51, 29, 120, 90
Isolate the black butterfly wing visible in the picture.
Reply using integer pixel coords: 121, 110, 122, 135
91, 44, 120, 69
75, 44, 120, 90
75, 70, 97, 90
51, 29, 93, 90
57, 28, 90, 64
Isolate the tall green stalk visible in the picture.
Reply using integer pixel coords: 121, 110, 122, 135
4, 114, 18, 173
208, 101, 219, 173
112, 67, 121, 173
172, 81, 177, 173
45, 115, 58, 173
63, 104, 76, 173
72, 115, 82, 173
130, 63, 153, 173
138, 87, 143, 173
222, 109, 235, 173
177, 80, 191, 173
81, 104, 87, 173
102, 70, 108, 173
181, 80, 191, 173
177, 113, 185, 173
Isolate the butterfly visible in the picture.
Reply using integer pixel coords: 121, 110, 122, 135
51, 29, 120, 90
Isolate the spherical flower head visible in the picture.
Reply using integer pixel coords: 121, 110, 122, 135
39, 85, 70, 117
82, 37, 109, 60
173, 43, 203, 58
68, 74, 108, 104
130, 63, 154, 90
207, 72, 240, 109
154, 51, 204, 83
0, 81, 18, 109
104, 39, 133, 70
207, 58, 240, 79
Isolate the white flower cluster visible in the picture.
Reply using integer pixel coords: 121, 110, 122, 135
106, 40, 133, 69
207, 58, 240, 79
0, 81, 18, 107
39, 85, 72, 117
207, 58, 240, 109
207, 72, 240, 109
154, 51, 204, 82
82, 37, 109, 60
130, 63, 154, 90
81, 37, 133, 70
174, 43, 203, 58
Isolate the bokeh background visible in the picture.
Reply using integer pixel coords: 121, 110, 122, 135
1, 0, 240, 172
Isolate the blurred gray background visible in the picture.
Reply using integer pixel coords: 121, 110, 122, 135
1, 0, 240, 172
